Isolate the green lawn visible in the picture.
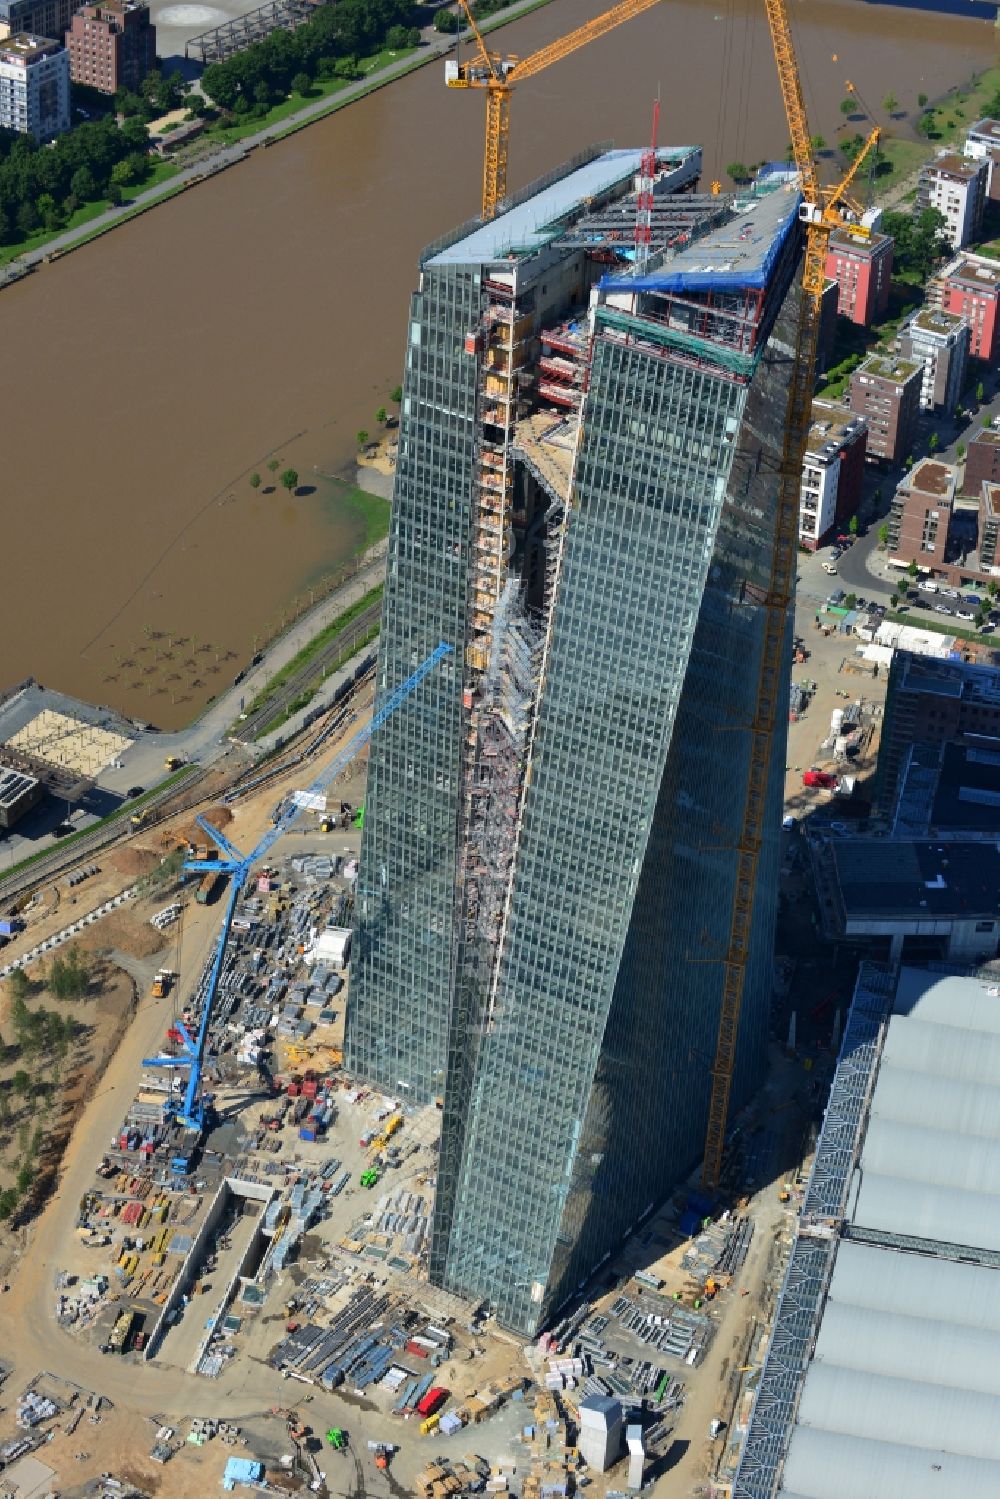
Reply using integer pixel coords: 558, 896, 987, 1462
204, 45, 418, 147
257, 622, 380, 737
328, 479, 391, 549
0, 159, 180, 267
241, 584, 384, 725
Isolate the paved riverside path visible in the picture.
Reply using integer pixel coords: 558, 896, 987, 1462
0, 0, 556, 284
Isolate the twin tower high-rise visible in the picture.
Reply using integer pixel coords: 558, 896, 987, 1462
345, 147, 800, 1336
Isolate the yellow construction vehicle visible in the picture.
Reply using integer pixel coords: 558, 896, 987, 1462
701, 6, 879, 1194
449, 0, 663, 219
164, 755, 185, 771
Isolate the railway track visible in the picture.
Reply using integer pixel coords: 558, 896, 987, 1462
233, 601, 381, 744
0, 655, 378, 909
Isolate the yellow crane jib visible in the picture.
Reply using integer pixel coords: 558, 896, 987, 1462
700, 7, 880, 1195
448, 0, 664, 220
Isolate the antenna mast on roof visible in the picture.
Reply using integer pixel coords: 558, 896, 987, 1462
634, 94, 660, 272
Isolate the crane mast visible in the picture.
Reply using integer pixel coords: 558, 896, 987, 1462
449, 0, 664, 219
701, 3, 879, 1192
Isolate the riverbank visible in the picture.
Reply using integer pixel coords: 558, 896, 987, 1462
0, 0, 558, 279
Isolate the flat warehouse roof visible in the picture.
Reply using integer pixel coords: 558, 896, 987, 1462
735, 967, 1000, 1499
831, 838, 1000, 918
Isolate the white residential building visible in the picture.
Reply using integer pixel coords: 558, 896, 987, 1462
0, 33, 69, 142
897, 305, 971, 415
917, 153, 988, 250
799, 402, 868, 550
964, 116, 1000, 200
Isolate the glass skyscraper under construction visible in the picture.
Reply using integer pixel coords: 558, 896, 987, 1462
346, 147, 801, 1336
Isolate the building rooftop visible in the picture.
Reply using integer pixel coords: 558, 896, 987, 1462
908, 304, 967, 336
948, 254, 1000, 290
907, 458, 956, 498
970, 426, 1000, 450
0, 766, 38, 808
969, 116, 1000, 142
984, 481, 1000, 517
855, 352, 920, 384
0, 31, 62, 60
925, 152, 984, 180
424, 146, 699, 268
931, 741, 1000, 831
602, 177, 800, 293
831, 838, 1000, 919
828, 225, 892, 256
734, 964, 1000, 1499
806, 401, 867, 461
895, 649, 1000, 705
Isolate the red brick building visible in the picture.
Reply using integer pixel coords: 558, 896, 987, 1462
65, 0, 155, 95
887, 459, 957, 572
962, 427, 1000, 495
847, 353, 922, 464
935, 253, 1000, 364
824, 227, 894, 327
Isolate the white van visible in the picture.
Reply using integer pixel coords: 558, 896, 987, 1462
922, 581, 938, 594
822, 562, 838, 574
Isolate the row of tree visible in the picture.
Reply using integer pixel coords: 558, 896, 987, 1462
201, 0, 415, 114
434, 0, 515, 29
0, 115, 152, 246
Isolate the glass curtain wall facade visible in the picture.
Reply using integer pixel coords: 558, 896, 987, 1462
431, 288, 799, 1334
347, 152, 800, 1336
346, 262, 479, 1102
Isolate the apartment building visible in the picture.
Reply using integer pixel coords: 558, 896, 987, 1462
960, 427, 1000, 494
824, 226, 893, 326
897, 304, 970, 414
0, 30, 68, 139
0, 0, 76, 41
917, 154, 987, 250
66, 0, 155, 93
847, 353, 921, 463
886, 458, 957, 570
798, 401, 868, 549
964, 116, 1000, 201
933, 253, 1000, 363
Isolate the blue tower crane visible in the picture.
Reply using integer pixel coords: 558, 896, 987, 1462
142, 642, 452, 1170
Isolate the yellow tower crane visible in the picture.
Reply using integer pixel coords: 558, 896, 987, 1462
448, 0, 664, 219
701, 1, 880, 1194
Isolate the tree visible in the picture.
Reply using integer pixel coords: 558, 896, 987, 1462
882, 92, 899, 116
433, 7, 459, 31
849, 513, 859, 535
11, 1071, 29, 1098
280, 467, 299, 494
15, 1162, 32, 1195
977, 380, 986, 404
916, 112, 936, 140
904, 454, 914, 470
989, 580, 999, 599
957, 441, 966, 460
406, 26, 421, 46
375, 406, 387, 425
8, 969, 30, 1003
918, 92, 928, 108
267, 458, 280, 476
810, 134, 826, 153
890, 593, 899, 609
292, 72, 312, 98
70, 165, 97, 201
907, 559, 919, 578
390, 385, 402, 403
726, 161, 750, 183
386, 23, 409, 48
928, 431, 940, 452
110, 158, 134, 188
878, 522, 890, 547
840, 96, 856, 118
357, 429, 369, 448
249, 472, 261, 490
0, 1187, 19, 1221
845, 593, 857, 609
48, 945, 89, 1001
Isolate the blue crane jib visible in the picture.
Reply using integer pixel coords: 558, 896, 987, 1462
141, 642, 452, 1159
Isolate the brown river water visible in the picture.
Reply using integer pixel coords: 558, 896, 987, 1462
1, 0, 995, 727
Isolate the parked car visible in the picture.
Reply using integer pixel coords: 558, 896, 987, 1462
957, 609, 976, 621
964, 594, 983, 606
829, 589, 846, 604
822, 562, 838, 575
941, 587, 960, 598
934, 603, 953, 614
